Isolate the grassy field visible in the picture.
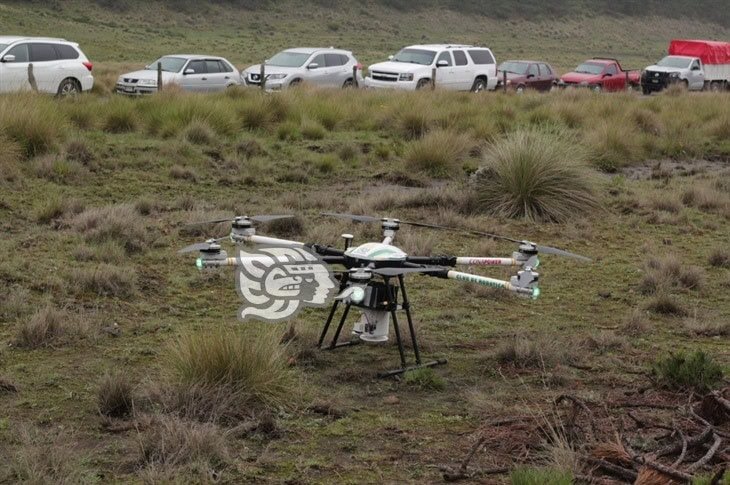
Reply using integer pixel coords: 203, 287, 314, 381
0, 85, 729, 483
1, 1, 729, 483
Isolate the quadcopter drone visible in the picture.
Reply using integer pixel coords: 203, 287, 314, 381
179, 213, 590, 377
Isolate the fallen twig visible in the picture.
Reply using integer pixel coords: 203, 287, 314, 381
655, 426, 713, 458
441, 435, 489, 482
686, 433, 723, 473
555, 394, 597, 439
584, 456, 638, 482
671, 429, 688, 468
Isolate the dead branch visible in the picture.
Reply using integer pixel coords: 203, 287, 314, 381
555, 394, 597, 439
689, 404, 730, 439
584, 456, 638, 482
634, 455, 693, 483
654, 426, 712, 458
686, 433, 723, 473
710, 391, 730, 414
441, 435, 489, 482
671, 429, 688, 468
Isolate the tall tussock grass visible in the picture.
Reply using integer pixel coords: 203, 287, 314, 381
167, 326, 295, 412
472, 128, 599, 222
0, 93, 67, 158
404, 129, 474, 177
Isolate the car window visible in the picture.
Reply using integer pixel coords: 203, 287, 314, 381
5, 44, 29, 62
310, 54, 325, 68
467, 49, 495, 65
149, 56, 187, 73
325, 53, 345, 67
56, 44, 79, 60
392, 48, 437, 66
186, 60, 207, 74
436, 51, 452, 66
340, 54, 350, 65
691, 60, 700, 70
605, 64, 618, 75
452, 50, 468, 66
218, 60, 233, 73
205, 60, 221, 73
29, 43, 59, 62
540, 64, 553, 75
527, 64, 539, 77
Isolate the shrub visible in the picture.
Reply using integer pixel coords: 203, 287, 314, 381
98, 372, 135, 418
70, 264, 137, 298
71, 204, 148, 253
586, 119, 645, 172
510, 467, 573, 485
404, 129, 473, 178
652, 351, 723, 392
34, 196, 84, 224
167, 327, 294, 409
495, 335, 577, 369
15, 306, 76, 348
682, 185, 728, 212
473, 128, 598, 222
337, 143, 360, 163
276, 121, 301, 141
236, 138, 263, 159
639, 255, 705, 294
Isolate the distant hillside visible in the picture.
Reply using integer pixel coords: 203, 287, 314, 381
92, 0, 730, 26
1, 0, 728, 69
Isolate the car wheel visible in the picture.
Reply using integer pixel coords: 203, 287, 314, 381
549, 82, 558, 92
709, 81, 721, 92
416, 78, 431, 90
470, 77, 487, 93
289, 79, 302, 88
642, 86, 651, 95
592, 84, 602, 94
57, 78, 80, 96
342, 78, 354, 89
516, 84, 525, 94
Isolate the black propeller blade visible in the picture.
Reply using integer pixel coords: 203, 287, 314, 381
321, 211, 591, 262
178, 237, 226, 254
187, 215, 294, 226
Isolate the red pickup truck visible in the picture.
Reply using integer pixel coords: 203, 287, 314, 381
560, 58, 641, 92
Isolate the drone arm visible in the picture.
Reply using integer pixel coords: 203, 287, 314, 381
454, 257, 521, 267
242, 234, 305, 247
194, 255, 346, 269
442, 270, 539, 299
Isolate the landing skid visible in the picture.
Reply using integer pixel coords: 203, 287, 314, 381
317, 274, 447, 378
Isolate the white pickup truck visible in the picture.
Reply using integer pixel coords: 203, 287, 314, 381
641, 39, 730, 94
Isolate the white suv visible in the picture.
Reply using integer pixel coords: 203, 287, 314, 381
0, 36, 94, 95
365, 44, 498, 92
116, 55, 241, 95
242, 48, 362, 90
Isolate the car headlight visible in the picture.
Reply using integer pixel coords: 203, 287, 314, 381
506, 80, 512, 85
669, 72, 680, 78
138, 79, 158, 86
398, 73, 414, 82
267, 73, 287, 80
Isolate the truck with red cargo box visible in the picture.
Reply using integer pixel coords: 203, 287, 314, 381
641, 39, 730, 93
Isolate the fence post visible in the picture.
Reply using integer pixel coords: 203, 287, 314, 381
260, 62, 266, 91
352, 65, 359, 88
503, 70, 507, 93
431, 67, 436, 90
625, 71, 630, 91
27, 63, 38, 92
157, 62, 162, 92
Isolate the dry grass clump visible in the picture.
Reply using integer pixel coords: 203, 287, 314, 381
182, 119, 216, 145
31, 154, 84, 182
70, 264, 137, 298
0, 93, 67, 158
98, 371, 135, 418
0, 286, 31, 321
639, 254, 705, 295
579, 331, 627, 353
72, 241, 126, 264
473, 128, 598, 222
64, 138, 94, 165
14, 306, 85, 349
645, 293, 687, 317
137, 415, 229, 472
397, 230, 435, 256
681, 184, 729, 212
300, 119, 326, 140
708, 247, 730, 268
1, 425, 87, 484
683, 316, 730, 337
495, 335, 577, 369
0, 375, 18, 394
169, 164, 198, 182
262, 215, 305, 238
404, 129, 474, 178
35, 196, 85, 225
619, 309, 651, 337
102, 97, 139, 133
236, 138, 263, 159
586, 118, 645, 172
167, 327, 295, 412
71, 204, 148, 253
646, 193, 682, 213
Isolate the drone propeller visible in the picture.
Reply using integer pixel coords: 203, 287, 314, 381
178, 237, 226, 254
321, 212, 590, 262
187, 214, 294, 226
